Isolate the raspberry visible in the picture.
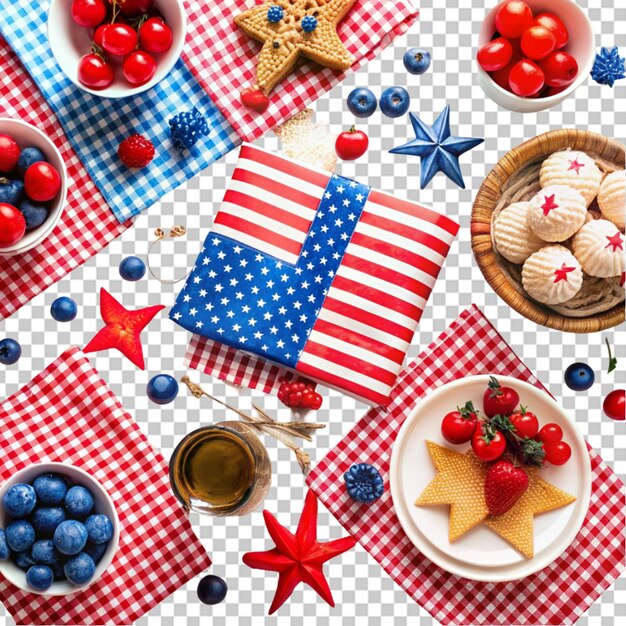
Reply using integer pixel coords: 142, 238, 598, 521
276, 378, 323, 410
169, 107, 209, 152
117, 134, 155, 168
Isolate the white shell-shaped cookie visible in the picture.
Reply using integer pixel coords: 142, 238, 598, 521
572, 219, 625, 278
527, 185, 587, 242
597, 170, 625, 230
539, 150, 603, 206
522, 245, 583, 305
494, 202, 545, 264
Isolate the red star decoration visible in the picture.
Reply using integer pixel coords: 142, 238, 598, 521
568, 158, 585, 174
541, 194, 559, 216
84, 288, 165, 370
242, 490, 356, 615
605, 231, 624, 252
554, 263, 576, 283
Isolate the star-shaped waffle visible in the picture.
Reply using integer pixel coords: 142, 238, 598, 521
235, 0, 356, 95
243, 489, 356, 614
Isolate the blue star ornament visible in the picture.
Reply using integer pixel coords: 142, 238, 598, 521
591, 46, 625, 87
389, 105, 484, 189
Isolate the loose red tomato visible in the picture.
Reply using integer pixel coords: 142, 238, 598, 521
24, 162, 61, 202
483, 376, 520, 418
335, 126, 369, 161
78, 53, 114, 90
509, 407, 539, 438
534, 12, 569, 50
538, 51, 578, 87
139, 17, 173, 54
536, 422, 563, 444
71, 0, 107, 28
441, 402, 478, 445
472, 423, 507, 462
495, 1, 534, 39
123, 50, 157, 86
543, 440, 571, 465
478, 37, 513, 72
603, 389, 625, 421
521, 25, 556, 61
0, 203, 26, 248
101, 23, 138, 57
508, 59, 544, 96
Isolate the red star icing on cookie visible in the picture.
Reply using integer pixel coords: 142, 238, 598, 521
541, 194, 559, 216
621, 272, 625, 287
554, 263, 576, 283
568, 158, 585, 174
606, 231, 624, 252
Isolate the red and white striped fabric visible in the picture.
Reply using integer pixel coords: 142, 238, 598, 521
184, 143, 458, 405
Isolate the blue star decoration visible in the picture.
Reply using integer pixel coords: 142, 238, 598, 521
389, 105, 484, 189
591, 46, 625, 87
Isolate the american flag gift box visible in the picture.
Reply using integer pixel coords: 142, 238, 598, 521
170, 144, 459, 405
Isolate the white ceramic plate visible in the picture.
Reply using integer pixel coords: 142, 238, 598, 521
389, 375, 591, 582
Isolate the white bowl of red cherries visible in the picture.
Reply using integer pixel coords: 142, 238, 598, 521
48, 0, 187, 98
476, 0, 594, 113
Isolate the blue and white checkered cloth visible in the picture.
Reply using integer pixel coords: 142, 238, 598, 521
0, 1, 240, 223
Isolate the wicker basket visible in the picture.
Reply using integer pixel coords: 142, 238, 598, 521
472, 129, 625, 333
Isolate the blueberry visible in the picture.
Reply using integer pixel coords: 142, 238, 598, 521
13, 549, 36, 570
403, 47, 431, 75
197, 574, 228, 605
2, 483, 36, 517
50, 558, 66, 581
53, 520, 88, 555
64, 552, 96, 585
0, 178, 24, 206
50, 296, 78, 322
26, 564, 54, 592
346, 87, 377, 118
33, 473, 68, 506
17, 147, 46, 177
84, 540, 108, 564
146, 374, 179, 405
379, 86, 411, 118
31, 539, 59, 565
33, 507, 66, 537
119, 255, 146, 281
64, 485, 94, 519
6, 520, 36, 552
0, 529, 9, 560
564, 363, 595, 391
84, 514, 113, 545
0, 338, 22, 365
19, 199, 49, 230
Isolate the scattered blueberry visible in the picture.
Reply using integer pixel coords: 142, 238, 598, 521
197, 574, 228, 605
346, 87, 377, 118
33, 507, 66, 537
147, 374, 179, 405
169, 107, 210, 152
0, 529, 9, 560
379, 86, 411, 118
53, 520, 88, 555
0, 178, 24, 206
344, 463, 385, 503
19, 199, 49, 230
64, 485, 94, 519
33, 474, 68, 506
13, 550, 36, 570
119, 255, 146, 281
31, 539, 59, 565
26, 564, 54, 591
2, 483, 36, 517
403, 47, 431, 75
17, 147, 46, 177
266, 5, 283, 22
64, 552, 96, 585
84, 540, 108, 564
0, 338, 22, 365
564, 363, 595, 391
84, 514, 113, 545
6, 520, 36, 553
50, 296, 78, 323
301, 15, 317, 32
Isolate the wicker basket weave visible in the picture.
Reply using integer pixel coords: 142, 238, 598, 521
472, 129, 625, 333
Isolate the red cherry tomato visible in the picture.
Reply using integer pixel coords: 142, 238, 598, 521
24, 162, 61, 202
139, 18, 173, 54
536, 422, 563, 444
119, 0, 154, 18
477, 37, 513, 72
538, 51, 578, 88
603, 390, 625, 421
495, 1, 534, 39
0, 133, 20, 173
78, 53, 115, 90
123, 50, 157, 86
543, 440, 571, 465
71, 0, 107, 28
534, 13, 569, 50
521, 25, 556, 61
509, 408, 539, 438
101, 23, 138, 57
483, 377, 520, 418
0, 203, 26, 248
335, 126, 369, 161
508, 59, 545, 96
441, 403, 478, 445
471, 424, 507, 462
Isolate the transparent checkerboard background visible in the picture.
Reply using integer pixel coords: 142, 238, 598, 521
1, 0, 625, 624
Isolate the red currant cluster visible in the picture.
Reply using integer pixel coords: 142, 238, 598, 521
71, 0, 173, 91
276, 379, 323, 410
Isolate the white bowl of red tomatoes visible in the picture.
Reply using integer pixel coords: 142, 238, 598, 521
48, 0, 187, 99
476, 0, 595, 113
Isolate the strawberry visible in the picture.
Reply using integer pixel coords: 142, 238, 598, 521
276, 378, 323, 410
240, 87, 270, 113
117, 134, 155, 168
484, 460, 529, 516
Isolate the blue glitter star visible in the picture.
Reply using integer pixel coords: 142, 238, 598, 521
591, 46, 625, 87
389, 105, 484, 189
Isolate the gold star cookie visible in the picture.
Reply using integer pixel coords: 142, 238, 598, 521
415, 441, 489, 542
235, 0, 356, 95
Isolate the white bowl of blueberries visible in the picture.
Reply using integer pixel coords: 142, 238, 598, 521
0, 463, 119, 595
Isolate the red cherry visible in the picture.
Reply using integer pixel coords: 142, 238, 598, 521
117, 0, 154, 18
603, 390, 625, 421
538, 51, 578, 88
495, 1, 534, 39
0, 203, 26, 248
24, 162, 61, 202
139, 18, 173, 54
0, 134, 20, 173
71, 0, 107, 28
78, 53, 115, 90
508, 58, 544, 96
534, 13, 569, 50
521, 25, 556, 61
543, 440, 571, 465
93, 24, 107, 48
101, 23, 138, 57
123, 50, 157, 86
489, 38, 523, 92
537, 422, 563, 444
240, 87, 270, 112
477, 37, 513, 72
